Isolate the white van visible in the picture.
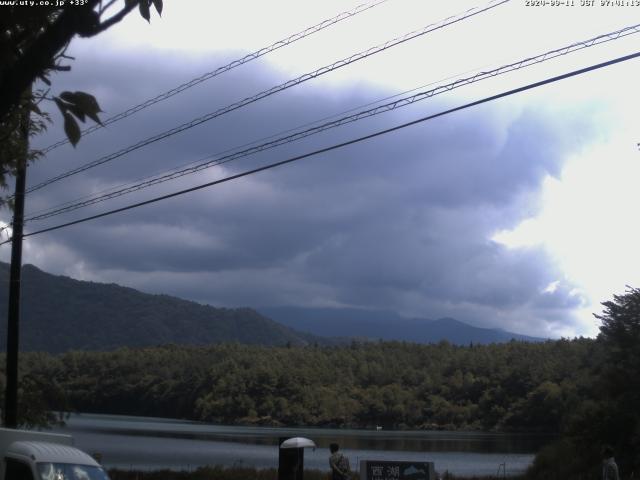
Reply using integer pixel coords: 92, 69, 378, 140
0, 428, 110, 480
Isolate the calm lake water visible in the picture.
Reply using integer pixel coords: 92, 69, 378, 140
50, 413, 551, 477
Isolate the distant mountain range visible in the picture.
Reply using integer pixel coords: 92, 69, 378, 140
258, 306, 545, 344
0, 262, 543, 353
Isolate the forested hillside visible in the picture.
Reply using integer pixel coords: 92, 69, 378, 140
0, 262, 536, 351
1, 339, 593, 432
0, 263, 320, 351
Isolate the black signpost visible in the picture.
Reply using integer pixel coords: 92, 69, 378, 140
278, 437, 305, 480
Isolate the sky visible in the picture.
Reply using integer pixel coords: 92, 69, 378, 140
2, 0, 640, 338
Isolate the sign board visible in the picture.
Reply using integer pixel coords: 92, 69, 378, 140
360, 460, 436, 480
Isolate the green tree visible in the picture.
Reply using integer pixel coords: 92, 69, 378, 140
527, 288, 640, 480
0, 1, 162, 195
594, 286, 640, 472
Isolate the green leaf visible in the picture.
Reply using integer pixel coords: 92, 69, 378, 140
68, 105, 86, 123
59, 91, 76, 103
63, 112, 81, 147
84, 110, 102, 125
139, 0, 151, 22
152, 0, 162, 15
60, 91, 103, 125
53, 97, 68, 114
72, 91, 102, 112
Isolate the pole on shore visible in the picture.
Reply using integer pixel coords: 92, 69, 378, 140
3, 92, 29, 428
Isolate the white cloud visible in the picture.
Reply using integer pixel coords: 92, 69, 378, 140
493, 131, 640, 335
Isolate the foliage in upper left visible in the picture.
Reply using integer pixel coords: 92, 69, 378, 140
0, 0, 162, 198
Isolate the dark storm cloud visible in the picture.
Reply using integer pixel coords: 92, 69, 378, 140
14, 48, 602, 336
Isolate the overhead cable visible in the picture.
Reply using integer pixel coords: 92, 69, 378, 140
40, 0, 389, 154
24, 76, 471, 221
26, 0, 510, 195
24, 22, 640, 222
3, 49, 637, 245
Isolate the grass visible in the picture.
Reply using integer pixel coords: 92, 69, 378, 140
108, 466, 326, 480
107, 466, 526, 480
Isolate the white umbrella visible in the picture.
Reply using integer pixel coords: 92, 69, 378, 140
280, 437, 317, 449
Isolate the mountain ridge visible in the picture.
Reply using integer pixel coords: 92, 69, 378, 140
258, 306, 545, 344
0, 262, 543, 352
0, 262, 320, 352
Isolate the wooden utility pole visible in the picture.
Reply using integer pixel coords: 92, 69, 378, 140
3, 96, 29, 428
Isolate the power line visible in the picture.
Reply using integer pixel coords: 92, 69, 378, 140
25, 0, 510, 195
24, 22, 640, 223
40, 0, 390, 154
25, 21, 640, 222
3, 49, 638, 245
24, 74, 469, 221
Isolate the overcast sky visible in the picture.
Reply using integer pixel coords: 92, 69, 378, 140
2, 0, 640, 338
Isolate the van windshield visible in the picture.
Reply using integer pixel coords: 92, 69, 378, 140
36, 463, 110, 480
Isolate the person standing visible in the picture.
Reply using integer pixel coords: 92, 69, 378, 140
329, 443, 351, 480
602, 446, 620, 480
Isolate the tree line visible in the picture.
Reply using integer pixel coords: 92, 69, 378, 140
1, 338, 593, 432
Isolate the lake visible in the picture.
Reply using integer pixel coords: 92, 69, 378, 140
50, 413, 551, 477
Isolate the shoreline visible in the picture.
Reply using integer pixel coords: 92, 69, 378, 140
107, 466, 527, 480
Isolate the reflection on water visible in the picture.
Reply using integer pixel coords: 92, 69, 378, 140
50, 413, 551, 476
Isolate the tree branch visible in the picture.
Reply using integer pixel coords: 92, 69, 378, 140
0, 1, 101, 122
91, 0, 140, 36
99, 0, 119, 16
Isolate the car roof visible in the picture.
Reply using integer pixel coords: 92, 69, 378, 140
5, 441, 100, 467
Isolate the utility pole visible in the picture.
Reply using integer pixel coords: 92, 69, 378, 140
3, 94, 29, 428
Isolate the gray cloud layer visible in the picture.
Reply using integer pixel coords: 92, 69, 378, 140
4, 48, 604, 337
